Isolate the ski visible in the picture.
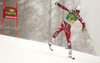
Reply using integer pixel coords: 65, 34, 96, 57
49, 46, 53, 51
71, 57, 75, 60
68, 56, 75, 60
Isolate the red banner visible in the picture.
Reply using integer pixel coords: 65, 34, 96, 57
1, 0, 18, 37
3, 6, 18, 19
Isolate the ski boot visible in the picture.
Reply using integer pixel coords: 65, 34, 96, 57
68, 48, 75, 60
48, 36, 55, 51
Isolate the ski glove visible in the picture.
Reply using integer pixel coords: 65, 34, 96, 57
55, 2, 62, 7
82, 28, 86, 32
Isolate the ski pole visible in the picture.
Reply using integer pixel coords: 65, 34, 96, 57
84, 31, 99, 50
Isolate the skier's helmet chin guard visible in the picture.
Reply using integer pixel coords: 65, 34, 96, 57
75, 6, 80, 13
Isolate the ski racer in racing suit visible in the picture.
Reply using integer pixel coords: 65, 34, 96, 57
49, 2, 86, 58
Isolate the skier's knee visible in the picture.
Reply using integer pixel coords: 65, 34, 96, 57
68, 43, 71, 49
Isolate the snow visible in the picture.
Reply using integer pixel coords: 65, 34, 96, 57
0, 35, 100, 63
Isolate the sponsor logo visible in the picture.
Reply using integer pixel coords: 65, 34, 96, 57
6, 9, 16, 15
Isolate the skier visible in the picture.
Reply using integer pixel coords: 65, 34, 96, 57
48, 2, 86, 58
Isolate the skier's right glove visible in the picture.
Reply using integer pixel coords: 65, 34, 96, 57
82, 28, 86, 32
55, 2, 62, 7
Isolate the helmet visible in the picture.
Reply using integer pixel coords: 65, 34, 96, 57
75, 6, 80, 11
75, 6, 80, 13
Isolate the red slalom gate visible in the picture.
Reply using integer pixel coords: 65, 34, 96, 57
1, 0, 18, 37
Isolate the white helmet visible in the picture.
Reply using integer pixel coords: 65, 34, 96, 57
75, 6, 81, 11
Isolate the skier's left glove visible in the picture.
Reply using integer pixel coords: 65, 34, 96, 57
55, 2, 62, 7
82, 28, 86, 32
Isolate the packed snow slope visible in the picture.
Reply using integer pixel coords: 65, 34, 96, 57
0, 35, 100, 63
